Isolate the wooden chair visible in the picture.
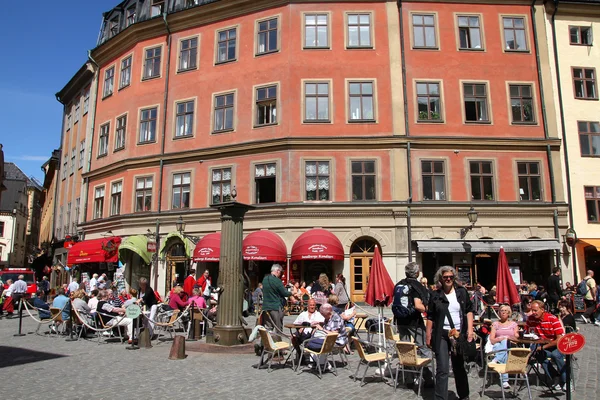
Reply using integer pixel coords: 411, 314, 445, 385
298, 333, 339, 379
481, 348, 532, 400
35, 308, 53, 335
257, 327, 295, 373
186, 307, 206, 339
49, 307, 65, 336
353, 337, 393, 387
394, 341, 432, 397
154, 310, 180, 344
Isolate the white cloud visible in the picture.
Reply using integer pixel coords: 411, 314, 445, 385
9, 155, 48, 162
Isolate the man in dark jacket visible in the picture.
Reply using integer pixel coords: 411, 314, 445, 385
395, 262, 433, 384
261, 264, 291, 341
547, 267, 562, 313
426, 266, 474, 400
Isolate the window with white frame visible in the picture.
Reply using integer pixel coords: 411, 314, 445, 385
94, 186, 105, 219
212, 168, 232, 204
103, 66, 114, 97
115, 115, 126, 150
98, 123, 109, 156
305, 161, 330, 201
139, 107, 157, 143
111, 181, 122, 216
172, 173, 191, 209
175, 100, 194, 137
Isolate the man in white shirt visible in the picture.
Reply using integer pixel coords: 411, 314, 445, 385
68, 279, 80, 294
292, 299, 324, 365
89, 274, 99, 293
12, 275, 28, 295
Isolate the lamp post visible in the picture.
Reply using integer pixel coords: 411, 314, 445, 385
209, 191, 254, 346
460, 207, 479, 239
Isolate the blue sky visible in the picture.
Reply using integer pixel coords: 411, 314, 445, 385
0, 1, 115, 181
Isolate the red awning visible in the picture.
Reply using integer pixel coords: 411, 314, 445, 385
67, 237, 122, 266
193, 232, 221, 262
291, 228, 344, 261
243, 230, 287, 261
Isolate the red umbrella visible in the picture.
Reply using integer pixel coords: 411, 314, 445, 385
365, 245, 395, 307
496, 247, 521, 305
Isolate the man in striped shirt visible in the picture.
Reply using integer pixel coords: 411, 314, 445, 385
527, 300, 566, 391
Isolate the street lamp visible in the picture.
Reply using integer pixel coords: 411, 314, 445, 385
460, 207, 479, 239
175, 216, 186, 234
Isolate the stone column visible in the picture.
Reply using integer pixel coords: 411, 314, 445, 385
210, 201, 253, 346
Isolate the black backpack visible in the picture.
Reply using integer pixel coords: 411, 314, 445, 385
392, 280, 416, 320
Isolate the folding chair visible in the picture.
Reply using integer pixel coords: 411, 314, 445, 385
257, 327, 295, 373
298, 333, 339, 379
353, 337, 393, 387
481, 348, 532, 400
394, 341, 432, 397
332, 326, 353, 368
154, 310, 180, 344
96, 312, 125, 343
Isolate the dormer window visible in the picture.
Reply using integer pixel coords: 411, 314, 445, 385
109, 17, 119, 37
126, 5, 136, 27
151, 0, 165, 17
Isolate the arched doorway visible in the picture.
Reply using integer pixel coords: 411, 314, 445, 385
165, 241, 189, 292
350, 237, 379, 303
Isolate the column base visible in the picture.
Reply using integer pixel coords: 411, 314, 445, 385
208, 325, 250, 346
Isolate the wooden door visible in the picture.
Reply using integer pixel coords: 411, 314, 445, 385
349, 238, 377, 303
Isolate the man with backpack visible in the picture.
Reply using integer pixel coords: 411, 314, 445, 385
579, 270, 597, 325
392, 262, 433, 384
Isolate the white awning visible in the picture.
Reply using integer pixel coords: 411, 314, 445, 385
415, 240, 560, 253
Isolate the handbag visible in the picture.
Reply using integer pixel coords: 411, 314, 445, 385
445, 308, 477, 359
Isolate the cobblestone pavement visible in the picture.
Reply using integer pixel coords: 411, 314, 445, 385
0, 309, 597, 400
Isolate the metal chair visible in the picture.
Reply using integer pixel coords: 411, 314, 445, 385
481, 348, 532, 400
394, 341, 432, 397
35, 308, 53, 335
298, 333, 339, 379
96, 312, 125, 343
154, 309, 180, 344
257, 327, 295, 372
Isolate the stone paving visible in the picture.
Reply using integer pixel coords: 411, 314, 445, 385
0, 309, 598, 400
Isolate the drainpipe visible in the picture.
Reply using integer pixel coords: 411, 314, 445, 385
407, 142, 413, 262
531, 1, 557, 204
82, 51, 101, 225
550, 0, 578, 282
154, 13, 172, 290
397, 0, 410, 138
553, 210, 561, 267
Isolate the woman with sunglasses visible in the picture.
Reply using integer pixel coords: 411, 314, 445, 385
426, 266, 474, 400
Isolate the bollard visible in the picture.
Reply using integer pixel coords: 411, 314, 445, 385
139, 327, 153, 348
14, 297, 25, 337
168, 335, 186, 360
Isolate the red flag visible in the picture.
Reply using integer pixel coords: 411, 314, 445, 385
364, 246, 395, 306
496, 247, 521, 305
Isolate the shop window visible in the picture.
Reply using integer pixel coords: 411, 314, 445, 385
255, 163, 276, 203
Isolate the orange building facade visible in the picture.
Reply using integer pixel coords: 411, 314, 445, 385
59, 0, 570, 297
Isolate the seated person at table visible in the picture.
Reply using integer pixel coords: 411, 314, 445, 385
188, 288, 207, 310
292, 299, 324, 363
122, 289, 138, 308
488, 304, 519, 389
33, 290, 51, 319
72, 290, 92, 313
327, 294, 356, 332
52, 287, 71, 322
305, 303, 347, 369
558, 300, 576, 332
168, 286, 190, 311
520, 297, 533, 321
526, 300, 566, 391
97, 290, 134, 342
87, 289, 99, 314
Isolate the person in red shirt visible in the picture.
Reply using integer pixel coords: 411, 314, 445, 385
196, 269, 213, 304
183, 269, 196, 297
526, 300, 566, 391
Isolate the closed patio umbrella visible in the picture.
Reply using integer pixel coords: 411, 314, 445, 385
496, 247, 521, 306
364, 245, 395, 346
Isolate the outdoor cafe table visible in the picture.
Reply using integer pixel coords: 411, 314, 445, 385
509, 337, 554, 392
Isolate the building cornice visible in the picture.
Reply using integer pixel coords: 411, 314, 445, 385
82, 136, 562, 180
92, 0, 387, 66
545, 0, 600, 17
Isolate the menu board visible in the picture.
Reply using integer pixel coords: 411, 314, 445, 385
508, 265, 521, 285
573, 294, 586, 313
456, 265, 473, 287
